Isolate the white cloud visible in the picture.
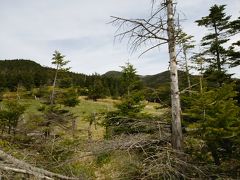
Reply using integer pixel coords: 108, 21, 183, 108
0, 0, 239, 77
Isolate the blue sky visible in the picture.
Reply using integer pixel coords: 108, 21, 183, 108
0, 0, 239, 76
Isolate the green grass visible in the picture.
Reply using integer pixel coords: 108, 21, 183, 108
71, 98, 115, 117
143, 102, 167, 116
0, 96, 169, 179
70, 98, 116, 140
19, 99, 43, 114
1, 96, 166, 141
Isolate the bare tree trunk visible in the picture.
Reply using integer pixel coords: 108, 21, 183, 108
183, 48, 191, 93
166, 0, 183, 150
50, 65, 59, 105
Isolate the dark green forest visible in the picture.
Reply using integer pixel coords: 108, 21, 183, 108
0, 59, 203, 102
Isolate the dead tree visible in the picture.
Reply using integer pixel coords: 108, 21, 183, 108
0, 149, 80, 179
111, 0, 183, 150
177, 30, 195, 94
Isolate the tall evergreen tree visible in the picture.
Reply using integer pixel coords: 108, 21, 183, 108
87, 74, 107, 101
185, 84, 240, 165
120, 62, 140, 96
227, 16, 240, 67
50, 51, 70, 105
196, 4, 231, 71
196, 4, 231, 85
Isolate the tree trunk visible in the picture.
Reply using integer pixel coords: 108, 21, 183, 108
213, 23, 221, 72
166, 0, 183, 150
183, 48, 191, 94
198, 57, 204, 94
50, 65, 59, 105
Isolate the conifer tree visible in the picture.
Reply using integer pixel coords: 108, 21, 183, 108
50, 51, 70, 105
59, 88, 80, 107
227, 16, 240, 67
120, 62, 140, 96
88, 75, 106, 101
0, 101, 25, 135
196, 4, 231, 85
185, 83, 240, 165
196, 5, 231, 71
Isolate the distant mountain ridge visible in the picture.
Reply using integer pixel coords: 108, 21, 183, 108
102, 71, 123, 78
103, 70, 196, 88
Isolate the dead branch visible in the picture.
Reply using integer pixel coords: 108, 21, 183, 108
110, 0, 182, 57
140, 147, 207, 179
110, 7, 169, 56
0, 149, 80, 180
180, 83, 200, 94
0, 165, 54, 180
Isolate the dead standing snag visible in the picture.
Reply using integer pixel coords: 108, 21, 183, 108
111, 0, 183, 150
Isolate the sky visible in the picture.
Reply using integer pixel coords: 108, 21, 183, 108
0, 0, 239, 77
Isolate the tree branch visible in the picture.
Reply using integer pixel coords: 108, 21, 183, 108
0, 149, 80, 180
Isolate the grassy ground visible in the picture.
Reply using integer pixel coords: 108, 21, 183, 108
1, 93, 167, 141
70, 97, 166, 140
1, 95, 165, 140
0, 94, 167, 179
143, 101, 167, 116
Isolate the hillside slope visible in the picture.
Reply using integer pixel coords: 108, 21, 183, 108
0, 59, 86, 90
0, 59, 198, 92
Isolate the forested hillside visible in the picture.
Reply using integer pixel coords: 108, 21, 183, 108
0, 59, 86, 91
0, 59, 199, 102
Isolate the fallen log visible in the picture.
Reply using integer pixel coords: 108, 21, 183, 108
0, 149, 80, 180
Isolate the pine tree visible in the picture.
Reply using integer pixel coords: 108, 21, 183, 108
227, 16, 240, 67
196, 4, 231, 71
120, 62, 140, 96
196, 4, 231, 85
87, 75, 106, 101
59, 88, 80, 107
185, 83, 240, 165
0, 100, 25, 135
50, 51, 70, 105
